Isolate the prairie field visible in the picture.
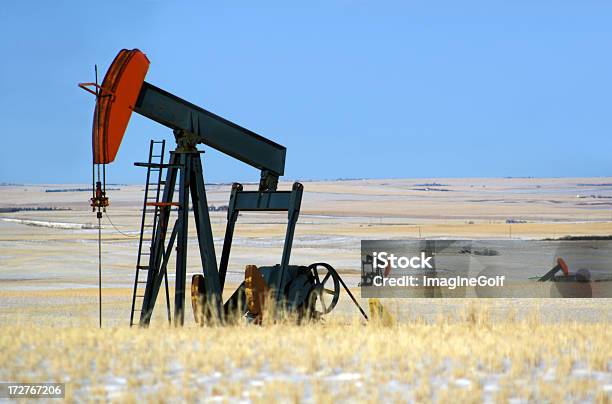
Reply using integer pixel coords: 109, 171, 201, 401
0, 306, 611, 402
1, 178, 611, 402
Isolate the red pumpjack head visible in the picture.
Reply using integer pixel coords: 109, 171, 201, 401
79, 49, 150, 164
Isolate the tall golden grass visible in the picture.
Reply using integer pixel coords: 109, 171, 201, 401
0, 304, 610, 403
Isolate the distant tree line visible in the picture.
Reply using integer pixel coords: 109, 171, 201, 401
45, 188, 121, 193
0, 207, 72, 213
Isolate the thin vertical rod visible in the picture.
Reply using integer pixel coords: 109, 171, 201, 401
92, 65, 96, 201
98, 216, 102, 328
94, 64, 102, 329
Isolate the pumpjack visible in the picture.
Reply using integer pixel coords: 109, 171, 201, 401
80, 49, 366, 326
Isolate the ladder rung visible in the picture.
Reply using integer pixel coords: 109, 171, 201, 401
136, 295, 145, 298
137, 265, 149, 269
137, 281, 148, 284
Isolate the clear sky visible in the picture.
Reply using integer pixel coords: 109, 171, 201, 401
1, 1, 611, 184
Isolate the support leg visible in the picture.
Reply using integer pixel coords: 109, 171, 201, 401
164, 271, 171, 324
219, 183, 242, 291
190, 154, 223, 319
275, 182, 303, 301
174, 153, 191, 326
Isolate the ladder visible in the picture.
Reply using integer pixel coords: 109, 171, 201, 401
130, 140, 172, 326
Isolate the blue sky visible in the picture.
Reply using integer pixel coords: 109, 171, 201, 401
1, 1, 611, 184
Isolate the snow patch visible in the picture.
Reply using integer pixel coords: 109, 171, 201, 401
0, 218, 98, 230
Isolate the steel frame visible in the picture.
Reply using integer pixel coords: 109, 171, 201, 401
138, 148, 303, 326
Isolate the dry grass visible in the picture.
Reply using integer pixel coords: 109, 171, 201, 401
2, 179, 612, 401
1, 305, 610, 403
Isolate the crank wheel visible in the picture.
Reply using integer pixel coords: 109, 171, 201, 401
307, 262, 341, 315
